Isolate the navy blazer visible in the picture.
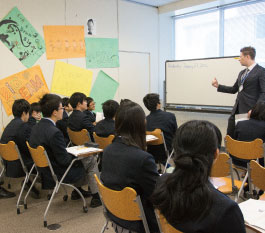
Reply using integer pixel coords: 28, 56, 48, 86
156, 174, 246, 233
29, 118, 85, 189
83, 110, 96, 123
218, 64, 265, 115
1, 117, 34, 177
101, 137, 159, 233
94, 118, 115, 137
56, 110, 70, 144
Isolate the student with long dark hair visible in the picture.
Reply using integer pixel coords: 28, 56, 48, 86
101, 101, 159, 233
152, 120, 246, 233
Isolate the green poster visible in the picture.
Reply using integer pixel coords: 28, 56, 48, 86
0, 7, 45, 68
90, 70, 119, 112
85, 38, 119, 68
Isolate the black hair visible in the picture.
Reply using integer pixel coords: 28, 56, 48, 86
12, 99, 30, 118
102, 100, 119, 119
240, 46, 256, 60
87, 19, 94, 25
62, 97, 70, 107
152, 120, 221, 225
115, 101, 146, 150
86, 97, 94, 106
143, 93, 160, 111
69, 92, 86, 109
250, 101, 265, 121
120, 99, 132, 106
39, 94, 62, 117
29, 102, 41, 115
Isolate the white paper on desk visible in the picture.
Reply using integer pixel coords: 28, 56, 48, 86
209, 177, 226, 189
239, 199, 265, 230
66, 146, 101, 156
146, 135, 158, 142
235, 113, 249, 125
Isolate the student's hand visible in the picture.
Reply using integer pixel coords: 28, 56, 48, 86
93, 122, 96, 126
212, 78, 219, 88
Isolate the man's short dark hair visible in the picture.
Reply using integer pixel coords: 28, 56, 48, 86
86, 97, 94, 106
39, 94, 62, 118
87, 19, 94, 25
29, 102, 41, 115
143, 93, 160, 111
240, 46, 256, 60
62, 97, 70, 107
12, 99, 30, 118
69, 92, 86, 109
102, 100, 119, 119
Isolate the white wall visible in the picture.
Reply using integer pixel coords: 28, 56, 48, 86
0, 0, 159, 130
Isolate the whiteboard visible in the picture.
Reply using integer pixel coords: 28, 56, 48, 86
166, 57, 244, 108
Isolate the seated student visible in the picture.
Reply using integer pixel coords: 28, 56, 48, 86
143, 93, 177, 164
0, 99, 39, 198
28, 102, 41, 126
94, 100, 119, 137
152, 120, 246, 233
68, 92, 95, 142
56, 97, 73, 145
101, 101, 159, 233
83, 97, 96, 125
29, 94, 101, 207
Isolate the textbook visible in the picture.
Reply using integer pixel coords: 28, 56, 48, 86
146, 135, 158, 142
239, 198, 265, 231
66, 146, 102, 157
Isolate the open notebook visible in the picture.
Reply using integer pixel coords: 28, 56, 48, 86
66, 146, 102, 157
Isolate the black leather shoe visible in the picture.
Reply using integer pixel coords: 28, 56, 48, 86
71, 188, 91, 200
0, 187, 16, 199
90, 197, 102, 208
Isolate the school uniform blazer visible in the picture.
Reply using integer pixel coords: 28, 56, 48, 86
101, 137, 159, 233
0, 117, 33, 177
94, 118, 115, 137
218, 64, 265, 115
68, 110, 95, 141
29, 118, 85, 189
157, 174, 246, 233
146, 109, 178, 151
56, 110, 70, 144
83, 110, 96, 123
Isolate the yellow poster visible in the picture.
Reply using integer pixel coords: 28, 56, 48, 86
43, 25, 86, 59
51, 61, 93, 97
0, 65, 49, 116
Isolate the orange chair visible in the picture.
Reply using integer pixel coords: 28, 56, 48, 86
93, 133, 114, 150
67, 128, 90, 146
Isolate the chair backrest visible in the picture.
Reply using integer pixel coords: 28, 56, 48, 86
210, 152, 231, 177
0, 141, 20, 161
249, 160, 265, 191
146, 129, 164, 146
155, 210, 183, 233
26, 141, 48, 168
93, 133, 114, 149
67, 128, 90, 146
225, 135, 263, 160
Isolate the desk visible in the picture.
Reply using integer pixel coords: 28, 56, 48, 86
66, 146, 103, 157
246, 223, 265, 233
146, 135, 158, 143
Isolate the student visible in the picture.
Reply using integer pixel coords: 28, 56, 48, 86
94, 100, 119, 137
0, 99, 39, 198
101, 101, 159, 233
152, 120, 246, 233
83, 97, 96, 125
68, 93, 95, 142
56, 97, 73, 145
27, 102, 41, 131
143, 93, 177, 164
29, 94, 101, 207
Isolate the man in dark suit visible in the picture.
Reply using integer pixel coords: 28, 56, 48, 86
68, 92, 95, 142
212, 46, 265, 137
143, 93, 178, 164
29, 94, 101, 207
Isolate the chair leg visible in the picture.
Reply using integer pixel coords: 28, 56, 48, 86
235, 171, 248, 202
7, 177, 11, 189
101, 220, 109, 233
16, 174, 29, 214
233, 168, 240, 180
65, 184, 87, 212
23, 172, 39, 210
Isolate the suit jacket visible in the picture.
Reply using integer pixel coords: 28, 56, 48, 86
218, 64, 265, 115
83, 110, 96, 123
29, 118, 85, 189
0, 117, 34, 177
157, 174, 246, 233
68, 110, 95, 142
101, 137, 159, 233
94, 118, 115, 137
56, 110, 70, 144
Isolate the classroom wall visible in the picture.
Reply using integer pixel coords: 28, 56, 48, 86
0, 0, 159, 130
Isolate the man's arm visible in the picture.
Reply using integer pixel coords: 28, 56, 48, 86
258, 67, 265, 101
217, 78, 239, 94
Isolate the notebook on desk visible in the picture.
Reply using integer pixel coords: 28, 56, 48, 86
66, 146, 102, 157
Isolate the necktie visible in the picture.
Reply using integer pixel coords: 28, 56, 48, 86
241, 68, 249, 85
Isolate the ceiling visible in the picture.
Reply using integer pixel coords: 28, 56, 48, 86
124, 0, 179, 7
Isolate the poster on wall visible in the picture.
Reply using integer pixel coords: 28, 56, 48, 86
0, 65, 49, 116
90, 70, 119, 112
43, 25, 86, 60
51, 61, 93, 97
0, 7, 45, 68
85, 38, 119, 68
86, 18, 96, 36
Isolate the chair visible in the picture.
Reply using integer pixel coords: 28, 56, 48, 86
0, 141, 36, 214
155, 209, 183, 233
67, 128, 90, 146
94, 174, 151, 233
210, 152, 246, 198
225, 135, 264, 200
249, 160, 265, 200
26, 142, 88, 227
93, 133, 114, 150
